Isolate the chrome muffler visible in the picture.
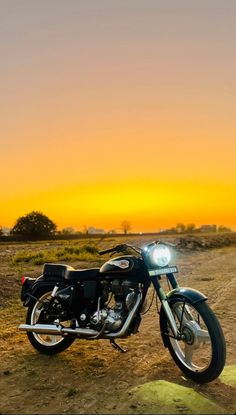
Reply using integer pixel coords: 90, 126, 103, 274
19, 324, 99, 337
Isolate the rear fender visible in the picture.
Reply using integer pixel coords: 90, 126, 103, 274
22, 276, 65, 307
20, 277, 35, 302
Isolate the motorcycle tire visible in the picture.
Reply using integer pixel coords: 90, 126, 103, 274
26, 289, 75, 355
160, 298, 226, 383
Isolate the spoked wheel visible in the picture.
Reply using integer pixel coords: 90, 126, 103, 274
26, 290, 75, 355
160, 299, 226, 383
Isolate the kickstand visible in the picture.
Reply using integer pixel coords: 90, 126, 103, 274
110, 339, 128, 353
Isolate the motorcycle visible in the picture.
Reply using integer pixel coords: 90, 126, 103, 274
19, 241, 226, 383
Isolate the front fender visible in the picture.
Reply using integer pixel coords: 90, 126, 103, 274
166, 287, 208, 304
22, 276, 65, 307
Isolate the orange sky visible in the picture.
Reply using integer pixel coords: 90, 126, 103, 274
1, 1, 236, 232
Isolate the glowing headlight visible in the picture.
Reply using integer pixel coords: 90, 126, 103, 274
152, 244, 171, 267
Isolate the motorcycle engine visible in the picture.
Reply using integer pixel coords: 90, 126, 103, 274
90, 279, 139, 332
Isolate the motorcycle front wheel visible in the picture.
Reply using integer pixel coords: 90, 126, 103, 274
26, 289, 75, 355
160, 299, 226, 383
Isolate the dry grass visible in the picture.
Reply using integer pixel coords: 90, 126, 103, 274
11, 244, 99, 265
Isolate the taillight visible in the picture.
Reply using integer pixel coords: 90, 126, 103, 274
21, 276, 26, 285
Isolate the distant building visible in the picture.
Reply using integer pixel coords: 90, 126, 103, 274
2, 227, 10, 235
199, 225, 217, 233
87, 227, 105, 234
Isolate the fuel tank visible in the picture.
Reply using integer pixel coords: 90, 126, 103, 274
99, 255, 147, 282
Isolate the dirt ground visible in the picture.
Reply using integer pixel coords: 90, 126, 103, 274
0, 237, 235, 414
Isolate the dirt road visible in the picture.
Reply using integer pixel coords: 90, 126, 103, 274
0, 240, 235, 414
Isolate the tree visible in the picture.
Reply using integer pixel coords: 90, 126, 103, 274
0, 226, 3, 237
218, 225, 232, 233
186, 223, 196, 232
121, 220, 131, 234
176, 223, 186, 233
83, 225, 89, 234
11, 211, 57, 238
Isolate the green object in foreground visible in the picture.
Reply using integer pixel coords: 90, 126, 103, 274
220, 365, 236, 388
121, 380, 225, 414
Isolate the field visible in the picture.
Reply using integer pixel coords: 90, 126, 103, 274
0, 234, 235, 414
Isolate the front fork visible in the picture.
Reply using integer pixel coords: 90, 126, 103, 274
152, 273, 182, 340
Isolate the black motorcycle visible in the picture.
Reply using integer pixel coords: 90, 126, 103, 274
19, 241, 226, 383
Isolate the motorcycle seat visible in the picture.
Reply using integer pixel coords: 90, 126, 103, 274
65, 268, 100, 281
43, 263, 74, 279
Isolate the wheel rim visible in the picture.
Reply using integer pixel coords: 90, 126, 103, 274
31, 292, 65, 347
169, 302, 212, 373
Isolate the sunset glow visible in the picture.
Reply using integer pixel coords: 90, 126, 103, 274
1, 1, 235, 232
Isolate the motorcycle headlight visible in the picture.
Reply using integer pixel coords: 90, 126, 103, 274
151, 244, 171, 267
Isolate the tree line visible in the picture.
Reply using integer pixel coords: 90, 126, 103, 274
0, 211, 133, 239
0, 211, 232, 239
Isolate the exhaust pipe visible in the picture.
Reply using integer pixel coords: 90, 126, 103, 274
19, 324, 99, 337
105, 293, 142, 339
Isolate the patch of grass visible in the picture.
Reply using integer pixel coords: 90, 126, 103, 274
12, 245, 99, 265
66, 387, 79, 397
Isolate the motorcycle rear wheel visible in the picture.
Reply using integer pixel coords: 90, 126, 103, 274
160, 299, 226, 383
26, 289, 75, 355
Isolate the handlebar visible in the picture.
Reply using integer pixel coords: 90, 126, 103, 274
98, 248, 115, 256
99, 244, 127, 256
99, 244, 141, 256
156, 240, 176, 247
